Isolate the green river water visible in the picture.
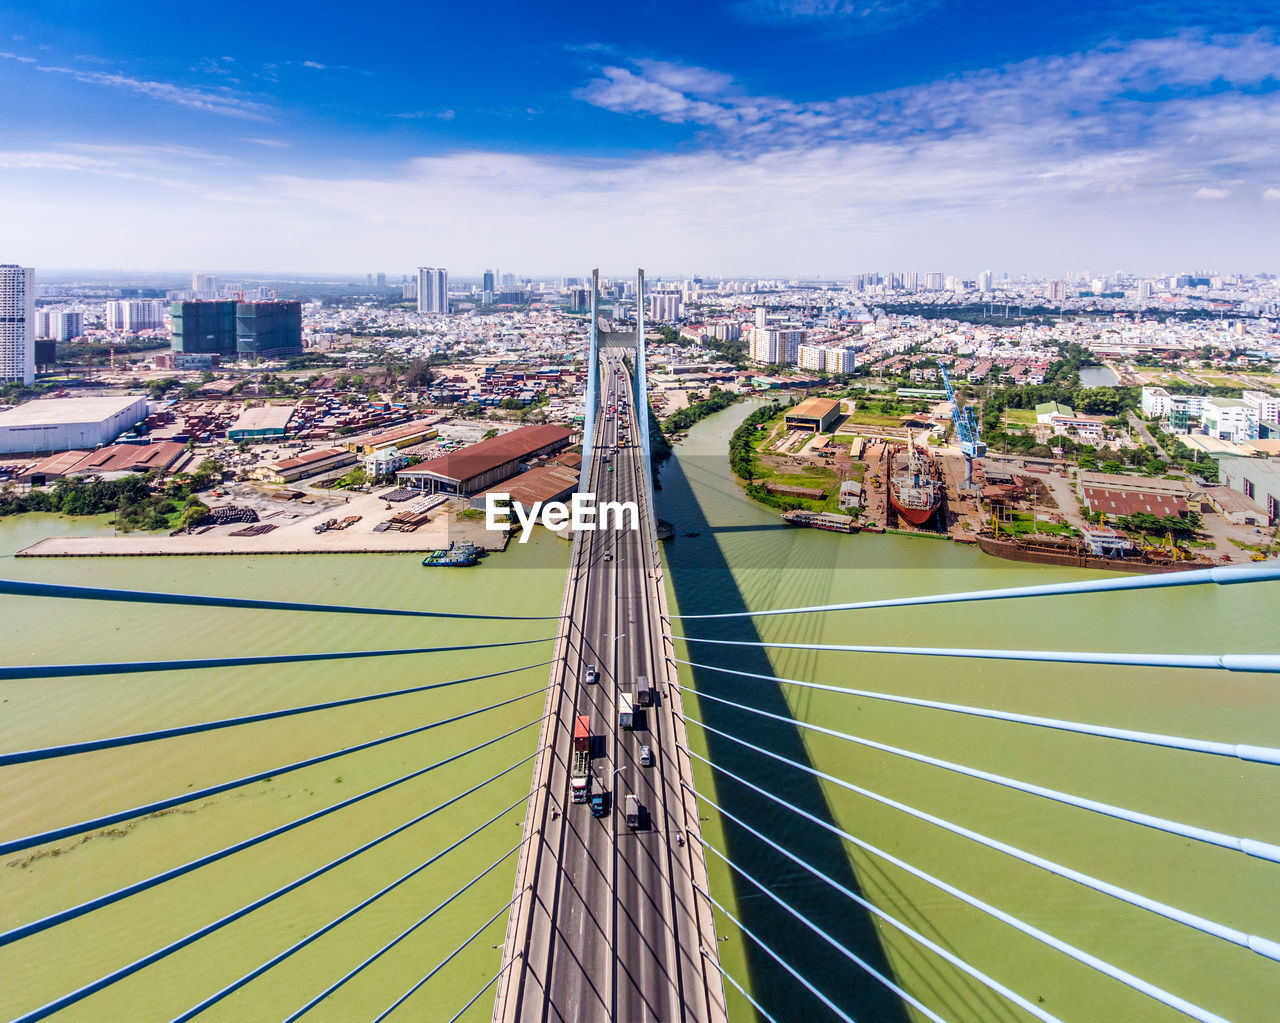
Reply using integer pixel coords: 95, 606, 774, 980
3, 402, 1278, 1022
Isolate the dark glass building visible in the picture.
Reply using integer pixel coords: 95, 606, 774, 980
235, 300, 303, 357
170, 300, 237, 355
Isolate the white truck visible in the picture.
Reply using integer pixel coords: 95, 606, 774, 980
618, 692, 634, 730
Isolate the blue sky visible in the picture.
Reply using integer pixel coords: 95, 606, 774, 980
3, 0, 1279, 276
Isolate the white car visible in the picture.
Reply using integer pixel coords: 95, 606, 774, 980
639, 745, 653, 767
585, 665, 598, 685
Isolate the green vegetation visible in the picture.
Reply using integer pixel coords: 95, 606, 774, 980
481, 428, 500, 440
332, 466, 367, 490
1117, 510, 1203, 539
992, 511, 1074, 536
728, 400, 855, 514
0, 459, 222, 531
661, 387, 738, 434
457, 508, 485, 521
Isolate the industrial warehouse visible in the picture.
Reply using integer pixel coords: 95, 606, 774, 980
0, 395, 149, 455
396, 424, 573, 495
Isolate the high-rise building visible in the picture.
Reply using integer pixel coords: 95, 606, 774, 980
417, 267, 448, 314
50, 311, 84, 341
902, 272, 919, 292
755, 306, 767, 330
749, 327, 805, 365
649, 290, 681, 322
36, 310, 52, 339
482, 270, 496, 294
1137, 281, 1154, 300
376, 273, 387, 288
978, 270, 994, 292
191, 273, 219, 298
402, 278, 418, 301
171, 300, 237, 355
0, 264, 35, 385
924, 272, 944, 291
106, 300, 166, 332
236, 300, 303, 357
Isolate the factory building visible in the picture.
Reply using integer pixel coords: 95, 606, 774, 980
0, 395, 149, 455
784, 397, 842, 433
227, 405, 295, 442
396, 424, 572, 496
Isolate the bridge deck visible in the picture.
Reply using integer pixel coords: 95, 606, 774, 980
493, 342, 726, 1022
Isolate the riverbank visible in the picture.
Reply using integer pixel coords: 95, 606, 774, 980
12, 486, 508, 557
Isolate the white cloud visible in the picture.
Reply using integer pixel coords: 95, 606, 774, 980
1195, 187, 1230, 199
301, 60, 326, 70
0, 51, 273, 120
241, 137, 290, 148
1264, 188, 1280, 200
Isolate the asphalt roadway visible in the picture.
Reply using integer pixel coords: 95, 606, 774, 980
493, 349, 726, 1023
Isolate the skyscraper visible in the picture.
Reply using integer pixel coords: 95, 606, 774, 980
978, 270, 994, 292
417, 267, 448, 314
0, 264, 35, 385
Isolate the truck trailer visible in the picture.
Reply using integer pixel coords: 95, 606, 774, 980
618, 692, 634, 730
635, 675, 651, 707
571, 715, 591, 803
625, 793, 641, 829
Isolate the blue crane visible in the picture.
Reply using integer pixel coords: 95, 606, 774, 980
940, 362, 985, 490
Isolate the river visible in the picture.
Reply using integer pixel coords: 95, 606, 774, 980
3, 408, 1278, 1022
657, 401, 1280, 1023
0, 514, 568, 1021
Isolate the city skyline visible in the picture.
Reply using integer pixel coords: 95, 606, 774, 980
2, 2, 1279, 273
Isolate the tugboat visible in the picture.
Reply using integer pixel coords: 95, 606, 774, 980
422, 540, 483, 567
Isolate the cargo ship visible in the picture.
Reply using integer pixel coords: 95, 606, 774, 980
974, 526, 1199, 574
889, 440, 943, 527
782, 509, 860, 533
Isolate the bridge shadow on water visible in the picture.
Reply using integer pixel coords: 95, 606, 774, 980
656, 453, 911, 1023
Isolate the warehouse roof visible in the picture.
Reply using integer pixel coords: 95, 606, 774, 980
475, 464, 580, 508
786, 397, 840, 420
230, 405, 295, 432
402, 424, 572, 484
0, 395, 146, 427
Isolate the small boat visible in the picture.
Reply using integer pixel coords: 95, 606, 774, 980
422, 540, 483, 567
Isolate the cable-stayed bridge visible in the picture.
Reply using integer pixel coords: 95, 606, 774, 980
2, 269, 1279, 1022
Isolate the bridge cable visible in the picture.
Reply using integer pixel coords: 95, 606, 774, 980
685, 705, 1280, 961
680, 741, 1228, 1023
694, 835, 947, 1022
676, 658, 1280, 767
172, 800, 533, 1020
673, 635, 1280, 673
443, 956, 522, 1023
684, 686, 1280, 862
0, 686, 548, 858
9, 750, 545, 1023
0, 578, 566, 620
699, 949, 781, 1023
282, 837, 530, 1020
370, 885, 531, 1023
0, 637, 554, 682
693, 880, 855, 1023
669, 563, 1280, 620
0, 660, 552, 767
683, 780, 1059, 1023
0, 726, 544, 948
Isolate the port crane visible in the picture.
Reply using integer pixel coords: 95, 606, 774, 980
940, 362, 985, 490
